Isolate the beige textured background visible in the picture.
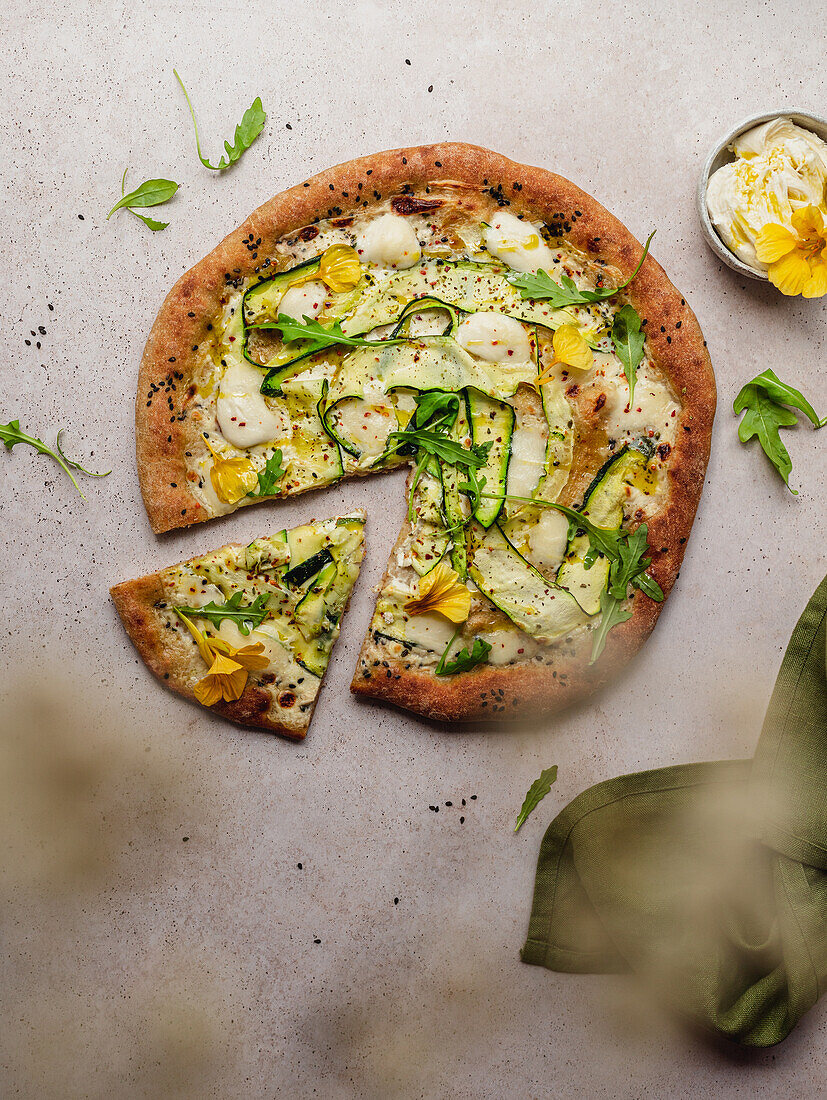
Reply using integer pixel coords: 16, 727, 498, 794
2, 1, 826, 1096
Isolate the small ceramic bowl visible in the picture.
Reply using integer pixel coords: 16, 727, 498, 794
697, 109, 827, 280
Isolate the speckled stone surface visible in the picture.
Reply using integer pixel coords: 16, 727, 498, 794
2, 1, 827, 1095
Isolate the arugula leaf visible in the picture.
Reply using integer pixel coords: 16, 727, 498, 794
514, 765, 558, 832
248, 450, 285, 497
412, 390, 460, 431
435, 632, 491, 676
0, 419, 110, 499
508, 231, 655, 306
252, 314, 405, 357
478, 491, 664, 656
589, 588, 633, 664
733, 370, 825, 493
611, 304, 645, 406
106, 169, 178, 230
174, 69, 266, 171
174, 592, 270, 636
388, 427, 489, 470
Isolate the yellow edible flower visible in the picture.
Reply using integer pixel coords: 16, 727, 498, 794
203, 435, 257, 504
538, 323, 593, 384
755, 204, 827, 298
176, 611, 269, 707
404, 560, 471, 623
317, 244, 362, 292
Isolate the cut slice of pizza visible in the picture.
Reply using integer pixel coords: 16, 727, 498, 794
111, 512, 365, 738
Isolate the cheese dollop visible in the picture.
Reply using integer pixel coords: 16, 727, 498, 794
706, 117, 827, 271
217, 361, 291, 448
456, 312, 532, 363
356, 213, 421, 269
278, 280, 326, 321
483, 210, 556, 272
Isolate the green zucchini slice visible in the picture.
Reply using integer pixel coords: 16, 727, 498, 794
465, 388, 515, 527
468, 523, 590, 642
556, 444, 652, 614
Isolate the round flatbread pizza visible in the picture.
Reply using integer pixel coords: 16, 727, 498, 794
135, 142, 715, 724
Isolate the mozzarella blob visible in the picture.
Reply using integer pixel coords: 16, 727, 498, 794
483, 210, 556, 272
356, 213, 421, 268
526, 509, 570, 573
456, 311, 532, 363
277, 280, 327, 322
216, 360, 291, 448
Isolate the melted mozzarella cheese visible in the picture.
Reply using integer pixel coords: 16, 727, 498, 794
404, 611, 458, 653
334, 398, 395, 463
356, 213, 421, 268
217, 361, 292, 448
483, 210, 556, 272
526, 509, 570, 573
456, 312, 532, 363
278, 280, 326, 322
506, 409, 548, 499
477, 629, 526, 665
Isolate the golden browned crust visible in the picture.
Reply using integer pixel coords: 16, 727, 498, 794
111, 549, 314, 739
137, 142, 714, 722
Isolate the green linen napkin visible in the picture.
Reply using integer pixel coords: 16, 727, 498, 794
522, 573, 827, 1046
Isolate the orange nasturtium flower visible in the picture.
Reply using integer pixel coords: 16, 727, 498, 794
538, 323, 593, 384
203, 435, 257, 504
755, 205, 827, 298
176, 611, 269, 706
404, 560, 471, 624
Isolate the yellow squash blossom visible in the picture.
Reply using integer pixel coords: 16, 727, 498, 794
317, 244, 362, 292
203, 435, 257, 504
755, 204, 827, 298
404, 560, 471, 623
176, 611, 269, 706
538, 324, 593, 384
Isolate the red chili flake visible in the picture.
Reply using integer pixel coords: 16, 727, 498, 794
298, 226, 319, 241
594, 393, 606, 412
657, 443, 671, 461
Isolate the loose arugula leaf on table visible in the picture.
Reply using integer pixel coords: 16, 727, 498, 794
252, 314, 406, 357
611, 304, 645, 405
508, 231, 655, 307
514, 765, 558, 832
174, 592, 270, 636
106, 169, 178, 231
174, 69, 266, 171
0, 419, 110, 499
434, 632, 491, 676
248, 450, 285, 497
733, 369, 825, 493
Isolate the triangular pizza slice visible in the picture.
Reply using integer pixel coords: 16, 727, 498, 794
111, 512, 364, 738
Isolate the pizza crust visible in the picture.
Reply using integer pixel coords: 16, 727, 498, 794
137, 142, 715, 722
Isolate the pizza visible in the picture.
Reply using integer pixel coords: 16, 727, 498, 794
111, 513, 364, 737
135, 142, 715, 724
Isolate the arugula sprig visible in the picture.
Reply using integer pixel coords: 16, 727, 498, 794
107, 169, 178, 232
388, 426, 491, 521
252, 314, 407, 357
478, 490, 663, 658
174, 592, 270, 636
174, 70, 266, 171
733, 369, 825, 493
248, 450, 285, 497
611, 304, 645, 406
434, 630, 491, 675
514, 765, 558, 832
508, 231, 655, 308
0, 419, 110, 499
